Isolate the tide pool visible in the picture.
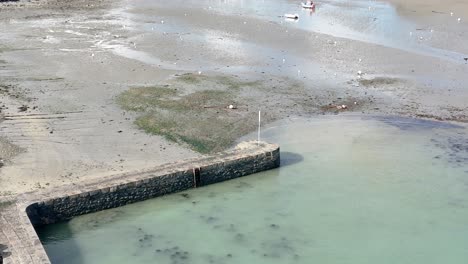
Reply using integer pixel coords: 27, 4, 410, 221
37, 115, 468, 264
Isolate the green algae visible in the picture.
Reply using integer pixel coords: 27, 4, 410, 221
117, 74, 260, 153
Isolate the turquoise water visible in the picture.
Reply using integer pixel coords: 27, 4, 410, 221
37, 116, 468, 264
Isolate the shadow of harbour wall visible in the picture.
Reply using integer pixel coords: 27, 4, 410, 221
25, 142, 280, 228
1, 142, 279, 264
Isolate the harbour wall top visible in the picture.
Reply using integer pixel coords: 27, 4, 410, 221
0, 141, 280, 264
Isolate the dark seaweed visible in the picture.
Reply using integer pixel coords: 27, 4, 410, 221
372, 116, 463, 131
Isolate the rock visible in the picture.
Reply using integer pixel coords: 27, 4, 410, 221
180, 193, 190, 199
18, 105, 28, 112
336, 104, 348, 110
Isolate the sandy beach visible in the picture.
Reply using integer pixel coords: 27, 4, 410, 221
0, 0, 467, 196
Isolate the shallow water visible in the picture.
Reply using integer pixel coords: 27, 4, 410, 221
37, 115, 468, 264
126, 0, 467, 62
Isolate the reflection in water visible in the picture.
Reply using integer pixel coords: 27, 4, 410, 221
38, 115, 468, 264
130, 0, 466, 62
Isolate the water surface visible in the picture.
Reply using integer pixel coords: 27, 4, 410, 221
38, 115, 468, 264
128, 0, 467, 62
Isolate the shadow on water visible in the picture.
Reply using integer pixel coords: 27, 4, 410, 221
36, 221, 84, 264
280, 152, 304, 167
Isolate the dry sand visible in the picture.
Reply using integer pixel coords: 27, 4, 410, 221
0, 0, 467, 195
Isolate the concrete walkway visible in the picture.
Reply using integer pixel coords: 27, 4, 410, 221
1, 202, 50, 264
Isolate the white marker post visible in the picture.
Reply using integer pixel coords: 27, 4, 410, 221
258, 110, 261, 145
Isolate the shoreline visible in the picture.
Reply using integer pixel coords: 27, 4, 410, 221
0, 0, 467, 194
0, 0, 467, 262
1, 141, 280, 264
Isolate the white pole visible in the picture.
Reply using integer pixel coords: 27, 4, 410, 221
258, 110, 261, 145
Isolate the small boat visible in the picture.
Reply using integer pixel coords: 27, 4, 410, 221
301, 2, 315, 9
284, 13, 299, 19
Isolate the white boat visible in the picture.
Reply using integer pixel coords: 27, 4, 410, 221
301, 2, 315, 9
284, 13, 299, 19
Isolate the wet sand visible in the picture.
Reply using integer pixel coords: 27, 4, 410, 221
0, 0, 467, 195
387, 0, 468, 17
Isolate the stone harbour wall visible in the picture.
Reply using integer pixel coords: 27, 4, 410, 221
25, 171, 195, 226
1, 141, 280, 264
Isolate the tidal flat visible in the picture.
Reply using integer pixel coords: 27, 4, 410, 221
0, 0, 467, 194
